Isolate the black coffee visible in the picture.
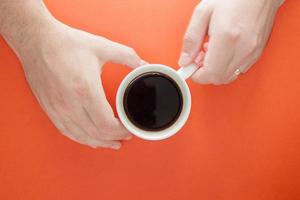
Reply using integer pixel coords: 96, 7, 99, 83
123, 72, 183, 131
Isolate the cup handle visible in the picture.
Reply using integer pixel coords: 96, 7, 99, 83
177, 63, 200, 80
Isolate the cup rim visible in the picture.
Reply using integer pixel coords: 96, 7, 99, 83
116, 64, 191, 140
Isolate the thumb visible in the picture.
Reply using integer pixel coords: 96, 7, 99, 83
179, 2, 212, 67
98, 39, 147, 68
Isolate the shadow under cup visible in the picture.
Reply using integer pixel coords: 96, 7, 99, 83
116, 64, 192, 141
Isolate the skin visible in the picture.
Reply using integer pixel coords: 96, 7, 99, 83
0, 0, 147, 149
179, 0, 285, 85
1, 0, 285, 149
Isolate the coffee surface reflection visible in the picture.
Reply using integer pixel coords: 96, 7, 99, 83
123, 72, 183, 131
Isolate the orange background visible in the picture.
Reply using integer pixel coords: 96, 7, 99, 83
1, 0, 300, 199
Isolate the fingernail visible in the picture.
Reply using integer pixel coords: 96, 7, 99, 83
124, 135, 133, 141
111, 143, 121, 150
179, 52, 191, 66
140, 60, 148, 66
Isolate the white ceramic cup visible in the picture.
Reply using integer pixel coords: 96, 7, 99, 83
116, 63, 199, 140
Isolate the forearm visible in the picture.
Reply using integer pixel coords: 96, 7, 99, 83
0, 0, 55, 54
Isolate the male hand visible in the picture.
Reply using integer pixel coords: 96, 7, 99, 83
179, 0, 284, 84
0, 1, 146, 149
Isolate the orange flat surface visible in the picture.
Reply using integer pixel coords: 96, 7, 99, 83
1, 1, 300, 199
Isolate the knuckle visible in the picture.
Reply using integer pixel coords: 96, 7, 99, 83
125, 47, 137, 57
223, 28, 241, 41
218, 22, 241, 41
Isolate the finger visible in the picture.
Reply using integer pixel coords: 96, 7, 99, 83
223, 42, 260, 83
82, 73, 132, 141
55, 96, 100, 139
224, 72, 239, 84
42, 90, 126, 148
192, 31, 237, 85
41, 87, 101, 142
88, 139, 122, 150
192, 67, 212, 84
61, 98, 127, 142
35, 96, 84, 143
224, 62, 246, 84
96, 38, 146, 68
82, 104, 131, 141
51, 114, 89, 146
62, 116, 122, 149
33, 77, 124, 150
178, 1, 212, 67
194, 51, 205, 66
224, 57, 257, 84
239, 56, 260, 73
225, 76, 238, 84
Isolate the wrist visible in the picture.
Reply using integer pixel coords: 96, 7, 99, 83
0, 1, 57, 56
